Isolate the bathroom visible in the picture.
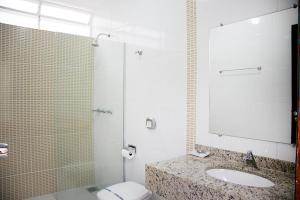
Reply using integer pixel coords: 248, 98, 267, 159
0, 0, 298, 199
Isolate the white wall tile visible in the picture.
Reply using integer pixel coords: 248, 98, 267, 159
125, 43, 186, 184
277, 143, 296, 162
88, 0, 187, 184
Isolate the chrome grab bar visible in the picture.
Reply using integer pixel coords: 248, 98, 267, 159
92, 108, 112, 114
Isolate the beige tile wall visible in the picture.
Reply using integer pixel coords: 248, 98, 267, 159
0, 23, 95, 200
186, 0, 197, 152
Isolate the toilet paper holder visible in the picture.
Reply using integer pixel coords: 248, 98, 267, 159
122, 145, 136, 160
127, 145, 136, 155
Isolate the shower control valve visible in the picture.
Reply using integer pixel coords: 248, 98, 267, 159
146, 118, 156, 129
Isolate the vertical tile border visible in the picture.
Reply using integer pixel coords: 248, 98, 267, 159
186, 0, 197, 152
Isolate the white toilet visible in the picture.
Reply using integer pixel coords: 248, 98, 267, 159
97, 181, 152, 200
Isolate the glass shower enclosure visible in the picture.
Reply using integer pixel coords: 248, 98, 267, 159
0, 22, 125, 200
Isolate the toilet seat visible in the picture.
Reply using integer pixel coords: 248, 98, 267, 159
97, 181, 152, 200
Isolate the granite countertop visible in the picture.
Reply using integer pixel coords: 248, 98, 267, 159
145, 146, 295, 200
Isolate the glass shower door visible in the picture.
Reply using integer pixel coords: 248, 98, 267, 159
54, 38, 125, 200
0, 23, 124, 200
93, 39, 125, 189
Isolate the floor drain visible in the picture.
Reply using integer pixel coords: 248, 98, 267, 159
86, 186, 100, 193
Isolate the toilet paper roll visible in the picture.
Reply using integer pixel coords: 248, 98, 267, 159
122, 149, 135, 160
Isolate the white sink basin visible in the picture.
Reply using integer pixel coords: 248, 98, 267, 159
206, 169, 274, 188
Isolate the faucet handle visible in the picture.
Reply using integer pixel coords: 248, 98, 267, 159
242, 150, 254, 161
246, 150, 253, 155
243, 150, 258, 169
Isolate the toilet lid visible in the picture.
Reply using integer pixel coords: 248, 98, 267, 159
97, 182, 152, 200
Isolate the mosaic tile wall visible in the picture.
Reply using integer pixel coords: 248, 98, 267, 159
0, 23, 95, 200
186, 0, 197, 152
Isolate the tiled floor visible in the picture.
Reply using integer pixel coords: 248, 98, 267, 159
26, 187, 98, 200
25, 185, 161, 200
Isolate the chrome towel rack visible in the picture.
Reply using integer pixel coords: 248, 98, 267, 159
219, 66, 262, 74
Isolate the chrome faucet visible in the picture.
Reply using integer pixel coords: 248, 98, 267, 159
242, 150, 258, 169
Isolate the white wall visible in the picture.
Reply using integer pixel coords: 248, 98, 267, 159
91, 0, 187, 184
197, 0, 297, 162
56, 0, 186, 185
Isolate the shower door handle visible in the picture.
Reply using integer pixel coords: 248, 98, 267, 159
92, 108, 112, 114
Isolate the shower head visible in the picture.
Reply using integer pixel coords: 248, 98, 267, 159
92, 33, 111, 47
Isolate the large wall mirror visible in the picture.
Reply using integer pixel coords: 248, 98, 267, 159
209, 8, 298, 144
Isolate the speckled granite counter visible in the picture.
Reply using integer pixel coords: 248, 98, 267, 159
145, 145, 295, 200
